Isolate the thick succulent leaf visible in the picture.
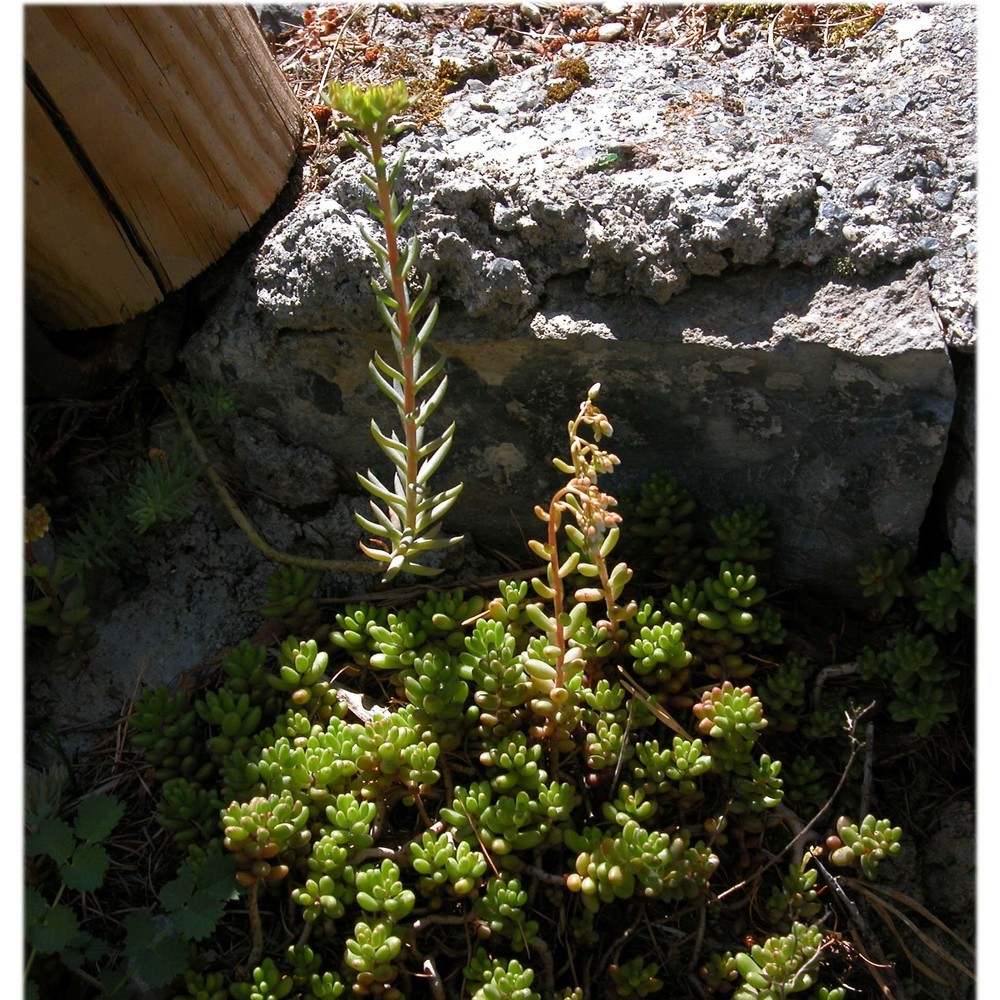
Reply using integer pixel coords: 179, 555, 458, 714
416, 428, 456, 485
413, 352, 446, 393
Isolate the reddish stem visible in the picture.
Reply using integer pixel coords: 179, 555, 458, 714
369, 128, 420, 531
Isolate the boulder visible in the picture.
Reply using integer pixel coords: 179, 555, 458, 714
183, 4, 976, 601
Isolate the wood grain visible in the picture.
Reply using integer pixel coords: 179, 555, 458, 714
25, 5, 301, 330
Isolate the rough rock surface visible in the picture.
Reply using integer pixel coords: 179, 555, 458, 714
184, 4, 975, 599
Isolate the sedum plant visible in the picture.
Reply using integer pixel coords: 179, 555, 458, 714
113, 74, 959, 1000
324, 80, 463, 581
827, 814, 903, 880
731, 923, 837, 999
126, 385, 918, 998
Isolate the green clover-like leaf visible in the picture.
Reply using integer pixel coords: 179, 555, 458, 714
26, 896, 79, 954
61, 842, 110, 893
25, 816, 74, 864
122, 911, 190, 988
74, 792, 126, 844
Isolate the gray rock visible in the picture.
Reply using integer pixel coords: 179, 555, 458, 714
181, 3, 975, 600
251, 3, 308, 40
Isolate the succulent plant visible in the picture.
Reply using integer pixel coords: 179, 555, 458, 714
292, 869, 356, 924
602, 782, 659, 826
197, 687, 265, 762
485, 579, 533, 644
401, 648, 470, 749
608, 955, 665, 997
286, 944, 346, 998
219, 640, 274, 707
343, 917, 405, 998
706, 503, 774, 564
221, 790, 311, 886
857, 546, 912, 615
480, 730, 547, 793
692, 681, 769, 766
764, 856, 822, 930
699, 561, 768, 635
858, 632, 957, 735
460, 617, 532, 736
728, 752, 784, 819
582, 682, 634, 772
756, 653, 809, 733
565, 820, 718, 912
527, 385, 636, 739
472, 874, 538, 942
252, 728, 359, 810
325, 80, 463, 581
888, 680, 957, 735
627, 621, 692, 690
828, 814, 903, 879
116, 381, 935, 999
665, 563, 776, 681
130, 684, 214, 784
783, 755, 828, 811
410, 829, 488, 898
412, 588, 486, 645
699, 950, 740, 993
175, 968, 229, 1000
464, 951, 540, 1000
354, 705, 440, 800
442, 778, 573, 857
157, 777, 224, 848
228, 958, 294, 1000
731, 922, 844, 999
354, 858, 416, 921
913, 553, 974, 633
617, 472, 702, 585
257, 565, 322, 635
330, 603, 390, 666
366, 610, 429, 671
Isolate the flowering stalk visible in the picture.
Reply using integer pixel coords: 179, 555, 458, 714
529, 384, 635, 689
325, 81, 463, 582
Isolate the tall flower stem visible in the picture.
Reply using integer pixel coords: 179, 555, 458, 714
326, 81, 463, 582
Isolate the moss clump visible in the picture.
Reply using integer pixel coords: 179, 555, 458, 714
434, 58, 464, 92
545, 57, 591, 106
555, 56, 591, 83
546, 78, 581, 105
464, 7, 489, 29
707, 3, 886, 49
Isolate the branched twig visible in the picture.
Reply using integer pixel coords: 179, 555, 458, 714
812, 660, 858, 707
811, 856, 909, 1000
717, 701, 876, 901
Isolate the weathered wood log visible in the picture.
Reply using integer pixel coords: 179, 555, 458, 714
25, 5, 302, 331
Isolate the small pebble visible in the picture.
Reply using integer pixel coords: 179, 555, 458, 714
597, 22, 626, 42
519, 3, 542, 26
